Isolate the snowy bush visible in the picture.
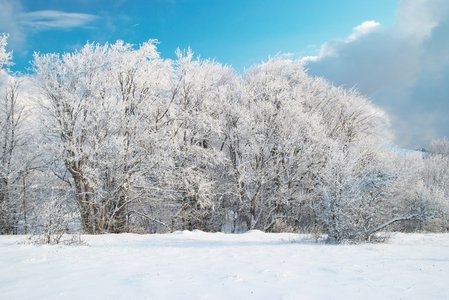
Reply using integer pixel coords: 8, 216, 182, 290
29, 195, 79, 245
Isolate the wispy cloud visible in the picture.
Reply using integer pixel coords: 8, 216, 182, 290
0, 0, 98, 50
304, 0, 449, 148
18, 10, 97, 30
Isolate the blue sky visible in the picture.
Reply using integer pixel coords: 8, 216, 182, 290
1, 0, 448, 148
1, 0, 398, 71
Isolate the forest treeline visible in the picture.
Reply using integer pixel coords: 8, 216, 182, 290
0, 34, 448, 242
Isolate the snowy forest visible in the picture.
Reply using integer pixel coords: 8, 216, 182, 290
0, 34, 448, 243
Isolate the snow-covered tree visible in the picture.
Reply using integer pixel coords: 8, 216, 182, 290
429, 137, 449, 157
164, 49, 236, 231
0, 79, 24, 233
0, 34, 12, 70
0, 35, 39, 234
234, 59, 327, 231
33, 41, 172, 233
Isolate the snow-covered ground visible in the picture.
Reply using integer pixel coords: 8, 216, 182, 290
1, 231, 448, 300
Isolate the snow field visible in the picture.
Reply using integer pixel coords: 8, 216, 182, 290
1, 231, 448, 300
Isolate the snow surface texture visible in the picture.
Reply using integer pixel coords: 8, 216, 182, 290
1, 231, 448, 300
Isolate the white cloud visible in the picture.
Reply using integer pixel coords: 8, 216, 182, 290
347, 20, 381, 42
302, 20, 381, 63
397, 0, 448, 38
305, 0, 449, 148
